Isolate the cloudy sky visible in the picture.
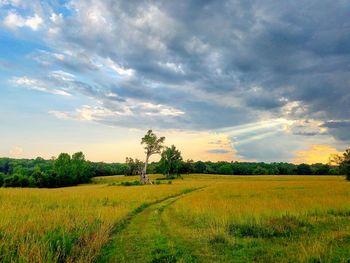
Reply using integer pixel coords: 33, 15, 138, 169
0, 0, 349, 163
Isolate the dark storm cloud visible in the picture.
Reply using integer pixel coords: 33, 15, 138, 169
321, 121, 350, 141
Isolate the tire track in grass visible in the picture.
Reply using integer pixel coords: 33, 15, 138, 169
97, 187, 207, 263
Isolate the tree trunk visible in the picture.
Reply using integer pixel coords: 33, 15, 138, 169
140, 154, 151, 184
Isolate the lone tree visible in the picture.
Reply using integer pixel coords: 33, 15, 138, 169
140, 130, 165, 184
160, 145, 182, 177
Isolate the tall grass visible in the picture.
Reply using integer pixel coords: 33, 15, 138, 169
166, 176, 350, 262
0, 175, 203, 262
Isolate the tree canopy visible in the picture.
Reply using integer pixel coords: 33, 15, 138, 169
159, 145, 183, 177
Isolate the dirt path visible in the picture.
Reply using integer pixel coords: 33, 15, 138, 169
97, 187, 205, 263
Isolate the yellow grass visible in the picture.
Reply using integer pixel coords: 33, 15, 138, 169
165, 175, 350, 262
0, 176, 203, 263
172, 175, 350, 225
0, 175, 349, 262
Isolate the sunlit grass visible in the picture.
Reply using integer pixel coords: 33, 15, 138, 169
166, 176, 350, 262
0, 176, 203, 262
0, 175, 349, 262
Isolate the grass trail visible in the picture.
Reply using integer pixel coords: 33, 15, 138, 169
98, 187, 206, 263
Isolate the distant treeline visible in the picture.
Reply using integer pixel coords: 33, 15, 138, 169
148, 160, 340, 176
0, 155, 341, 188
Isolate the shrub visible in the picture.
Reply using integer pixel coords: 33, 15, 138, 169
3, 174, 31, 187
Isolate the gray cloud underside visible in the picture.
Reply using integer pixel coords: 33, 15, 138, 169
4, 0, 350, 142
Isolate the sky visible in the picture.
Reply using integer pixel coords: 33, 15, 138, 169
0, 0, 349, 163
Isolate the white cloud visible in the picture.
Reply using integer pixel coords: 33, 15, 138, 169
49, 105, 127, 121
49, 70, 75, 81
139, 102, 185, 116
0, 0, 25, 8
104, 58, 134, 77
3, 12, 43, 31
11, 76, 72, 96
49, 100, 185, 123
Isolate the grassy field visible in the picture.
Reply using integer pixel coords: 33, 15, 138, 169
0, 175, 349, 262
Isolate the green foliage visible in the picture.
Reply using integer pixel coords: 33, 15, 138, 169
141, 130, 166, 156
54, 153, 72, 185
218, 164, 234, 175
31, 165, 48, 187
52, 152, 93, 187
193, 161, 206, 173
124, 157, 143, 176
0, 152, 93, 188
329, 148, 350, 180
159, 145, 182, 177
0, 172, 4, 186
341, 149, 350, 180
3, 174, 30, 187
253, 166, 269, 175
91, 162, 128, 176
311, 163, 332, 175
297, 163, 312, 175
148, 159, 340, 176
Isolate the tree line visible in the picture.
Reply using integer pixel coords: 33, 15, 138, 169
0, 154, 344, 188
0, 152, 93, 188
148, 160, 341, 176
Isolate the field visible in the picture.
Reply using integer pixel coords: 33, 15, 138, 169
0, 175, 350, 262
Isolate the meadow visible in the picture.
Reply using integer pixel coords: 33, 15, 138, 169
0, 174, 349, 262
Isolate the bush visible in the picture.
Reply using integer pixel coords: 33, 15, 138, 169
3, 174, 30, 187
